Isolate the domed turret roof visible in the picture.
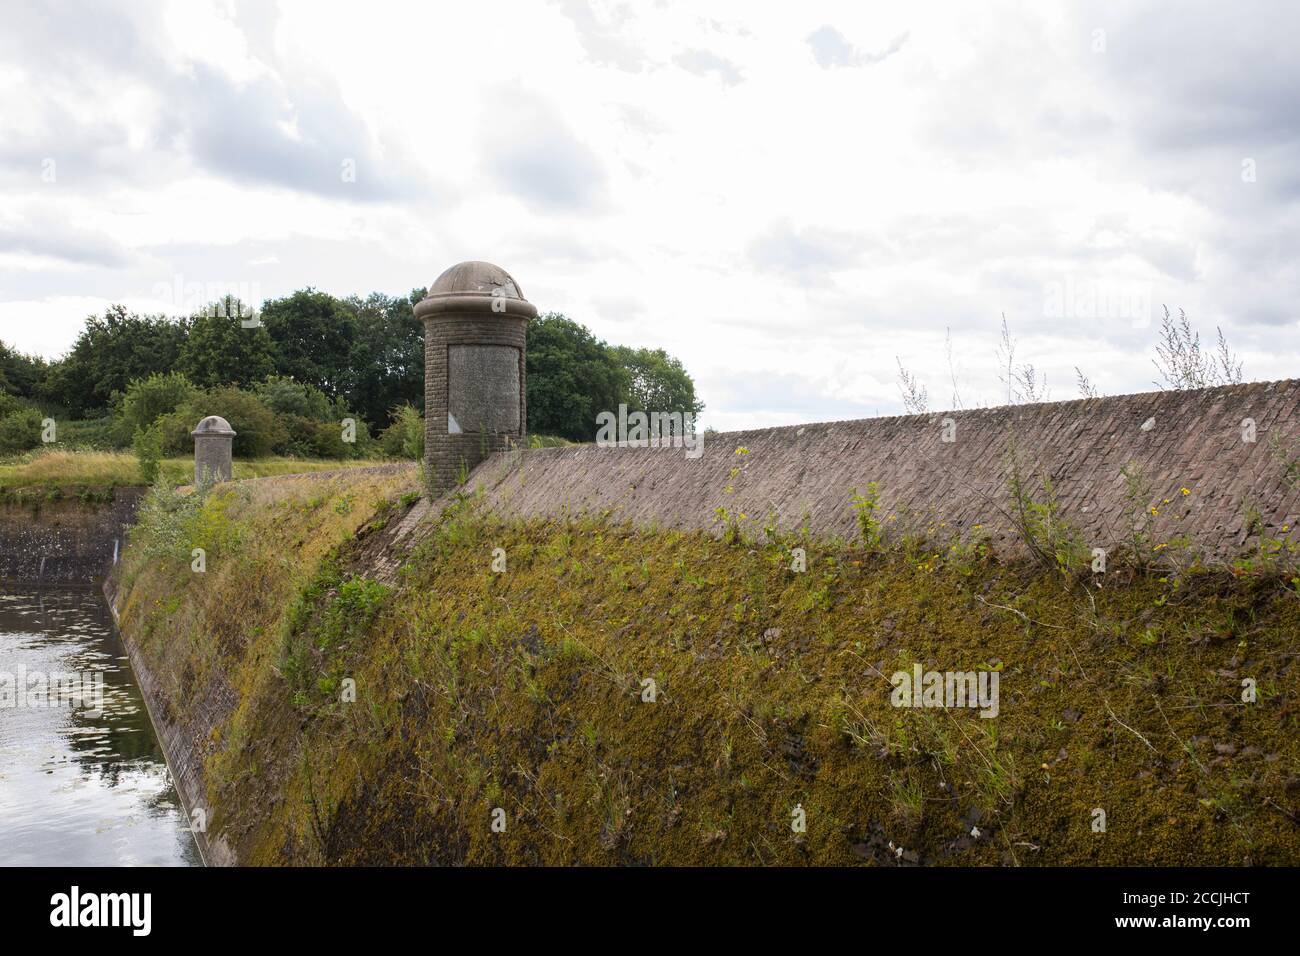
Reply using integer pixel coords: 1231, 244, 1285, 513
415, 261, 537, 319
191, 415, 237, 437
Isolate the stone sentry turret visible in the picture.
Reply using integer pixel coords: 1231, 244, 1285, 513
192, 415, 236, 485
416, 261, 537, 494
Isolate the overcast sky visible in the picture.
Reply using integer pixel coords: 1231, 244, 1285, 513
1, 0, 1297, 430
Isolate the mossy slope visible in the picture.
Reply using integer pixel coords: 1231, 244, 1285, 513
116, 476, 1300, 865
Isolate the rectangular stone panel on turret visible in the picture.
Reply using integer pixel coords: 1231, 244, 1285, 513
448, 344, 522, 435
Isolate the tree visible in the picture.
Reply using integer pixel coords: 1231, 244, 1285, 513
41, 306, 187, 416
526, 313, 629, 441
610, 345, 704, 418
261, 289, 359, 398
114, 371, 197, 444
179, 298, 276, 389
0, 341, 47, 399
342, 289, 425, 429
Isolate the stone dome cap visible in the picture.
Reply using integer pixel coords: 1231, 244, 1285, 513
192, 415, 237, 438
415, 260, 538, 320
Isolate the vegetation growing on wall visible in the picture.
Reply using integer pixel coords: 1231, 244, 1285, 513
113, 469, 1300, 866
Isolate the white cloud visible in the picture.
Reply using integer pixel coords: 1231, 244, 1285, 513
1, 0, 1298, 429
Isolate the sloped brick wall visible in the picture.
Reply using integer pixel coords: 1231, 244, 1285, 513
0, 489, 143, 585
463, 379, 1300, 560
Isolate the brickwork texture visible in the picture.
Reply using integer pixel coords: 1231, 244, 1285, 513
462, 379, 1300, 561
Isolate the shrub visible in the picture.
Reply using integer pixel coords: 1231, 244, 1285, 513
114, 372, 197, 444
0, 392, 28, 418
157, 387, 286, 458
0, 407, 44, 456
379, 403, 424, 460
256, 376, 334, 421
276, 414, 365, 459
128, 477, 205, 564
254, 377, 374, 459
58, 416, 122, 450
133, 425, 163, 484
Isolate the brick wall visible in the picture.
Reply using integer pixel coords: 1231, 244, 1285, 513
462, 379, 1300, 561
0, 489, 144, 585
423, 312, 528, 494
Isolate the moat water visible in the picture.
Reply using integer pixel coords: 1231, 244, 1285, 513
0, 588, 199, 866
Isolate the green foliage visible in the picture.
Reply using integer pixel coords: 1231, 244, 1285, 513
279, 414, 372, 459
610, 344, 704, 417
133, 425, 163, 484
27, 293, 704, 453
1120, 462, 1155, 561
122, 485, 1300, 866
253, 377, 372, 458
526, 313, 703, 441
851, 483, 884, 549
261, 289, 359, 399
1007, 458, 1088, 575
0, 391, 28, 419
40, 306, 187, 416
56, 416, 121, 450
255, 376, 334, 421
128, 477, 206, 563
0, 407, 44, 455
0, 341, 47, 399
526, 313, 628, 442
379, 403, 425, 460
283, 567, 391, 702
341, 290, 425, 429
180, 299, 275, 388
115, 372, 197, 444
157, 386, 285, 458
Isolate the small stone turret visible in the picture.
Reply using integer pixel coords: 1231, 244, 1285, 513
192, 415, 236, 485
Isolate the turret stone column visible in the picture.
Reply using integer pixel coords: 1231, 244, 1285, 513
416, 261, 537, 494
192, 415, 236, 485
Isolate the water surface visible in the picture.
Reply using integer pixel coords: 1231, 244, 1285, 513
0, 588, 199, 866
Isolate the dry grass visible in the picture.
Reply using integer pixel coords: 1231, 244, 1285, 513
0, 450, 142, 488
0, 448, 394, 491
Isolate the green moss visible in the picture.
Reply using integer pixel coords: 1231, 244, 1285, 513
118, 489, 1300, 866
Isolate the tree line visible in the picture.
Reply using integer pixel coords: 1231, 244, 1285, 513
0, 290, 704, 456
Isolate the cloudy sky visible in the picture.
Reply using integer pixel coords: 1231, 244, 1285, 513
1, 0, 1296, 429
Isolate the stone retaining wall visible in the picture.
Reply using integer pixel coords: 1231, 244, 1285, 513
0, 489, 144, 585
463, 379, 1300, 560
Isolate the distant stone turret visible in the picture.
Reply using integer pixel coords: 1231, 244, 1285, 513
192, 415, 236, 485
416, 261, 537, 494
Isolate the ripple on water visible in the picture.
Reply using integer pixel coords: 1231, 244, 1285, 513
0, 588, 200, 866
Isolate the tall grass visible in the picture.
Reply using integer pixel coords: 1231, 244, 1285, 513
0, 448, 394, 491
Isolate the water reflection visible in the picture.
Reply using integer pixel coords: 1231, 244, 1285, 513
0, 588, 200, 866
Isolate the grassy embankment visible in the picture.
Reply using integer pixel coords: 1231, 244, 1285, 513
0, 449, 389, 501
114, 468, 1300, 866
